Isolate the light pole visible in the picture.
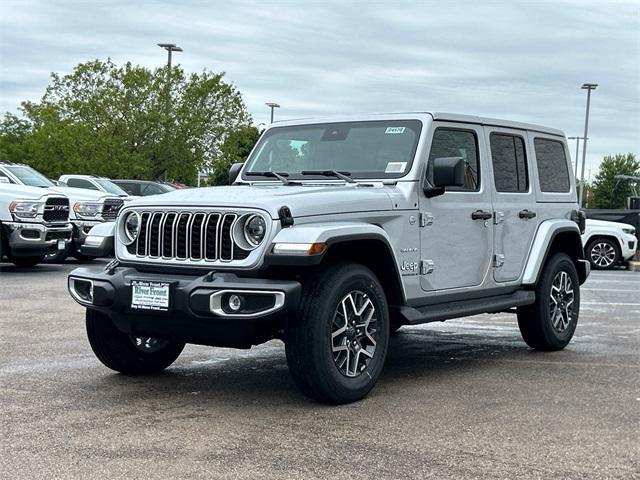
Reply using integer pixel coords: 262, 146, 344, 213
265, 102, 280, 123
568, 136, 587, 180
157, 43, 183, 68
578, 83, 597, 207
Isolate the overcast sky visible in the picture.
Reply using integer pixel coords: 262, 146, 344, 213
1, 0, 638, 175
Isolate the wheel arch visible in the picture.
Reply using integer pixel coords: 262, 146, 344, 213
522, 220, 588, 286
266, 222, 406, 305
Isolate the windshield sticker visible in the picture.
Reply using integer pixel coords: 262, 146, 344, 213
385, 127, 406, 134
385, 162, 407, 173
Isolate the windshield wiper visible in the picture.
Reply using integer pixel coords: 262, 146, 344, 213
300, 170, 356, 183
245, 171, 293, 185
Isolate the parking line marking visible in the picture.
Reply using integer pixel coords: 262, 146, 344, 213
582, 302, 640, 306
582, 288, 640, 292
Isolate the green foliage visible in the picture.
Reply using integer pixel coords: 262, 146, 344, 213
590, 153, 640, 208
206, 125, 261, 186
1, 59, 253, 185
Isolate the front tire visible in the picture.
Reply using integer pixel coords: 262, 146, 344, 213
517, 253, 580, 351
586, 238, 620, 270
86, 309, 185, 374
285, 262, 390, 404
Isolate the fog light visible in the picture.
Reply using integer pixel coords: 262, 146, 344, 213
228, 294, 242, 311
69, 277, 94, 304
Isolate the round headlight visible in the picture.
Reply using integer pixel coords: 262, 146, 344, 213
243, 214, 266, 247
122, 211, 140, 245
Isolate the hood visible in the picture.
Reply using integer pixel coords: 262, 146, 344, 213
125, 184, 396, 218
586, 219, 633, 230
0, 183, 66, 201
47, 185, 119, 203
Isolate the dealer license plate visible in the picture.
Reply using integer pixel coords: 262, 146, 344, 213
131, 281, 170, 311
57, 240, 66, 250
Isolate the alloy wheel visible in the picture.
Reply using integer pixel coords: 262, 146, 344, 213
590, 242, 616, 267
549, 271, 575, 333
331, 290, 378, 377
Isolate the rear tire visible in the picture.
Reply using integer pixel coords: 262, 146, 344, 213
285, 262, 389, 404
86, 309, 185, 374
10, 255, 45, 267
517, 253, 580, 351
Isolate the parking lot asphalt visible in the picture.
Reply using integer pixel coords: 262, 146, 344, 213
1, 260, 639, 480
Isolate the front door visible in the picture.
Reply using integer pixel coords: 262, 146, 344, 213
419, 123, 494, 292
484, 126, 539, 282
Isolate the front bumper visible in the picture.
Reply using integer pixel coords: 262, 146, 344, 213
68, 266, 301, 348
2, 221, 72, 257
620, 233, 637, 260
70, 220, 101, 252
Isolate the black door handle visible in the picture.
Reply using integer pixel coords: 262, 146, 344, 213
519, 209, 537, 219
471, 210, 493, 220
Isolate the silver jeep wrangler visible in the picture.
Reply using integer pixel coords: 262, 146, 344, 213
68, 112, 589, 404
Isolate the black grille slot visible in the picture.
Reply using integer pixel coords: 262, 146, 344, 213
162, 213, 177, 257
43, 197, 69, 222
190, 213, 206, 260
176, 213, 191, 259
220, 214, 236, 261
205, 213, 221, 260
136, 213, 151, 256
102, 198, 124, 220
45, 231, 71, 241
148, 213, 163, 257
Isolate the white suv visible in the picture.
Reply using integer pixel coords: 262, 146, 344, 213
58, 175, 133, 198
582, 219, 637, 269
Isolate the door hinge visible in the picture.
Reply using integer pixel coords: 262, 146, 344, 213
493, 254, 505, 268
419, 212, 434, 227
420, 259, 434, 275
493, 211, 505, 225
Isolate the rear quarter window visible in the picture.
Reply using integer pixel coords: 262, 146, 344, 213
534, 138, 570, 193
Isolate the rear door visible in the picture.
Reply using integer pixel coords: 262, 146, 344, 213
484, 127, 538, 282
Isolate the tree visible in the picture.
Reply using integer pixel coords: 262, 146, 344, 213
1, 59, 253, 185
590, 153, 640, 209
207, 125, 261, 186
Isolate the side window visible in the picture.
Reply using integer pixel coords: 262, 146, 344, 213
427, 128, 480, 191
66, 178, 99, 190
490, 133, 528, 193
118, 183, 138, 195
141, 183, 164, 195
534, 138, 570, 192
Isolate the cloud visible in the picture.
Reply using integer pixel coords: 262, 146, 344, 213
0, 0, 638, 174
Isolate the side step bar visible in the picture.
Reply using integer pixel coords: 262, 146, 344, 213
390, 290, 536, 326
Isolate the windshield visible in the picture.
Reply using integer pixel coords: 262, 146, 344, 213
6, 166, 55, 187
95, 179, 129, 196
243, 120, 422, 180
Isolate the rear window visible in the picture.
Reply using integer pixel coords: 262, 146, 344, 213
490, 133, 528, 193
534, 138, 570, 193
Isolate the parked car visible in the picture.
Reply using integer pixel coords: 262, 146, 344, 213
111, 179, 176, 196
0, 162, 124, 262
582, 219, 637, 270
58, 174, 133, 198
68, 112, 589, 404
0, 183, 72, 267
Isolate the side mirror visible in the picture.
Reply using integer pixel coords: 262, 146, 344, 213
228, 162, 244, 184
424, 157, 465, 198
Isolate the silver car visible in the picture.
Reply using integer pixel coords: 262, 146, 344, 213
68, 112, 589, 403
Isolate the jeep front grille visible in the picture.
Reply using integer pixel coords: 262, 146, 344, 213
102, 198, 124, 220
129, 211, 251, 262
43, 197, 70, 222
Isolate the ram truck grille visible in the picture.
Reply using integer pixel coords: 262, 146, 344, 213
102, 198, 124, 220
128, 211, 250, 262
43, 197, 70, 222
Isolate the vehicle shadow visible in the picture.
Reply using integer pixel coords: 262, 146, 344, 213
82, 326, 535, 409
